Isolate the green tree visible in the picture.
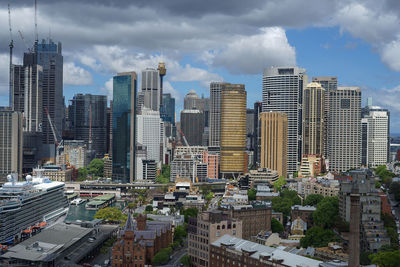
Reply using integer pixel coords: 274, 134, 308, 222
77, 168, 89, 181
174, 225, 187, 242
152, 248, 171, 266
313, 197, 339, 228
273, 176, 287, 191
271, 189, 301, 219
145, 205, 153, 212
182, 207, 198, 223
88, 158, 104, 177
281, 189, 301, 205
300, 226, 339, 248
205, 192, 214, 202
180, 254, 190, 267
360, 252, 372, 266
304, 194, 324, 206
94, 207, 127, 222
369, 250, 400, 267
127, 202, 136, 211
247, 188, 257, 201
376, 165, 395, 186
271, 218, 284, 233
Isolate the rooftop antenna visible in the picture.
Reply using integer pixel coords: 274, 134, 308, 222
34, 0, 38, 43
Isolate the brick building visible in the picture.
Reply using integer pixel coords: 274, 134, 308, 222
188, 210, 242, 267
290, 205, 316, 228
112, 213, 172, 266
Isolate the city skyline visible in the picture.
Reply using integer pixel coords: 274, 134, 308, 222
1, 1, 400, 131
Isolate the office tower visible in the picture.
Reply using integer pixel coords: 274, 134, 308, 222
263, 67, 308, 175
136, 108, 161, 163
112, 72, 137, 183
184, 90, 200, 109
157, 62, 166, 105
160, 93, 175, 124
312, 77, 337, 158
69, 94, 107, 158
35, 40, 63, 158
0, 108, 23, 179
260, 112, 288, 178
209, 82, 223, 147
22, 60, 43, 132
253, 102, 262, 167
136, 91, 144, 115
220, 83, 246, 178
143, 160, 156, 181
203, 150, 219, 179
328, 87, 361, 172
9, 65, 25, 112
180, 109, 205, 146
106, 101, 113, 155
302, 82, 325, 156
141, 68, 160, 111
361, 104, 390, 167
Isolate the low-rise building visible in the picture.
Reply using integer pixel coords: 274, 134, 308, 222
289, 217, 307, 240
291, 205, 316, 227
112, 213, 173, 266
33, 166, 73, 182
244, 168, 279, 186
256, 183, 279, 200
210, 235, 322, 267
314, 243, 349, 263
299, 154, 326, 178
188, 210, 242, 267
298, 177, 340, 198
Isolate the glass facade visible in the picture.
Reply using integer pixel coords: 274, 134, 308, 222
161, 93, 175, 124
112, 73, 136, 182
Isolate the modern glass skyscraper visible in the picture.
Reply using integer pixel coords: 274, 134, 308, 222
328, 87, 361, 172
181, 109, 205, 146
262, 67, 307, 175
69, 94, 107, 158
161, 93, 175, 124
35, 40, 63, 158
112, 72, 137, 183
141, 68, 160, 111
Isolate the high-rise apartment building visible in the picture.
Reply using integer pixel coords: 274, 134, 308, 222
260, 112, 288, 178
262, 67, 308, 175
220, 84, 247, 178
141, 68, 160, 111
136, 108, 161, 163
112, 72, 137, 183
312, 77, 337, 158
180, 109, 205, 146
35, 40, 63, 158
361, 105, 389, 167
209, 82, 223, 147
0, 108, 23, 180
302, 82, 325, 156
328, 87, 361, 172
69, 94, 107, 158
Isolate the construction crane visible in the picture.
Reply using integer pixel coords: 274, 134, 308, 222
45, 108, 63, 162
8, 3, 14, 100
18, 30, 31, 52
179, 129, 197, 182
34, 0, 38, 43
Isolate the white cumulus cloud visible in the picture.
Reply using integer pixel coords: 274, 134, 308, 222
63, 62, 93, 86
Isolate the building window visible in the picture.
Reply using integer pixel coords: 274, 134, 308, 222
233, 224, 236, 228
222, 225, 225, 229
217, 225, 220, 230
216, 231, 220, 237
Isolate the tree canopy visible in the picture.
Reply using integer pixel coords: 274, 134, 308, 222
300, 226, 339, 248
156, 165, 171, 184
313, 197, 339, 228
152, 247, 172, 266
247, 188, 257, 201
304, 194, 324, 206
182, 207, 198, 223
273, 176, 287, 191
88, 158, 104, 177
271, 218, 284, 233
369, 250, 400, 267
375, 165, 395, 185
271, 189, 301, 219
94, 207, 127, 222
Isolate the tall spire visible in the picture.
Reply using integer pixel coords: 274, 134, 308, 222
124, 212, 134, 232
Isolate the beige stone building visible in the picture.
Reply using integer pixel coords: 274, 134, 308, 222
188, 210, 242, 267
260, 112, 288, 178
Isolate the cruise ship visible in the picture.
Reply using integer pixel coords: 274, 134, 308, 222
0, 171, 69, 244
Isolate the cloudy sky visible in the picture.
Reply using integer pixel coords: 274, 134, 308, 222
1, 0, 400, 131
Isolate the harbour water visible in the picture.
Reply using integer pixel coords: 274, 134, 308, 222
65, 201, 126, 222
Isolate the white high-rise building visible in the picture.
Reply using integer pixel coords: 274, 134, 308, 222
262, 67, 308, 175
136, 108, 161, 164
327, 87, 361, 172
361, 106, 389, 167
